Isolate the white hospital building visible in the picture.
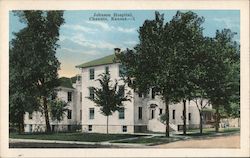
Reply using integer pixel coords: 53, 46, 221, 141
24, 48, 215, 133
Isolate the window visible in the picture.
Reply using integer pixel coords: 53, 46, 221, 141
80, 110, 82, 120
89, 87, 94, 99
151, 110, 155, 119
122, 126, 127, 132
118, 85, 125, 97
68, 125, 72, 131
89, 108, 94, 119
119, 64, 126, 77
188, 113, 191, 121
173, 110, 175, 120
105, 66, 109, 74
119, 108, 125, 119
68, 92, 72, 102
67, 110, 72, 119
29, 124, 32, 132
138, 107, 142, 120
80, 92, 82, 102
151, 88, 156, 99
28, 112, 33, 120
51, 93, 56, 100
138, 92, 143, 98
88, 125, 92, 131
89, 68, 95, 80
159, 108, 163, 115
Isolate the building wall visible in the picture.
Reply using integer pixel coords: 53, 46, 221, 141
23, 86, 81, 133
81, 63, 135, 133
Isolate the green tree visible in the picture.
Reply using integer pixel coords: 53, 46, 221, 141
10, 11, 65, 132
118, 12, 178, 137
205, 29, 240, 132
9, 28, 40, 133
164, 11, 205, 135
87, 73, 131, 134
49, 99, 68, 132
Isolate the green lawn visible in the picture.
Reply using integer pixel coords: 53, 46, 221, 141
9, 132, 144, 142
112, 136, 179, 145
180, 127, 240, 136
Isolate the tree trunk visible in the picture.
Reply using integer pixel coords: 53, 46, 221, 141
18, 113, 25, 134
215, 106, 220, 132
199, 111, 203, 134
43, 97, 51, 133
106, 115, 109, 134
183, 99, 187, 135
165, 97, 170, 137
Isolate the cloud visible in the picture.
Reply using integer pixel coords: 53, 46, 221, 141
62, 24, 97, 33
213, 17, 239, 29
123, 40, 138, 46
86, 21, 136, 33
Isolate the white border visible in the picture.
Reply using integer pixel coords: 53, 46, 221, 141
0, 0, 249, 157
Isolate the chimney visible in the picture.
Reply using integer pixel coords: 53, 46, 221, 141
114, 48, 121, 55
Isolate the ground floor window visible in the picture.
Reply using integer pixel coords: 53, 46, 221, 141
138, 107, 142, 120
68, 125, 72, 131
89, 108, 94, 119
29, 124, 32, 132
122, 126, 127, 132
151, 109, 155, 119
159, 108, 163, 115
67, 110, 72, 119
188, 113, 191, 120
173, 110, 175, 119
52, 125, 55, 132
88, 125, 92, 131
118, 107, 125, 119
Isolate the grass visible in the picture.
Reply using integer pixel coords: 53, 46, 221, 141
9, 132, 144, 142
179, 127, 240, 136
112, 136, 179, 145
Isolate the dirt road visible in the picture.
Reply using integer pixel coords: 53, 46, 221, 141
155, 134, 240, 148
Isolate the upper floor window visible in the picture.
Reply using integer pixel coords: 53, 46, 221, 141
138, 92, 143, 98
89, 87, 94, 100
89, 68, 95, 80
28, 112, 33, 120
119, 64, 126, 77
67, 110, 72, 119
118, 107, 125, 119
118, 85, 125, 97
151, 88, 156, 99
89, 108, 95, 119
80, 110, 82, 120
51, 93, 56, 100
68, 92, 72, 102
173, 110, 175, 120
105, 66, 109, 74
80, 92, 82, 102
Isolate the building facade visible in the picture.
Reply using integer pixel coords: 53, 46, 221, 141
23, 76, 82, 133
24, 48, 215, 133
76, 48, 214, 134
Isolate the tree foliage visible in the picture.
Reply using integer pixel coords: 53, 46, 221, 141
9, 11, 64, 133
118, 11, 240, 136
87, 73, 131, 134
49, 99, 68, 122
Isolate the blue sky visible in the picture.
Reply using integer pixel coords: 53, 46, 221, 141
9, 10, 240, 77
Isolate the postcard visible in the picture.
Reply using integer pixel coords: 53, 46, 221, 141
0, 0, 249, 157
